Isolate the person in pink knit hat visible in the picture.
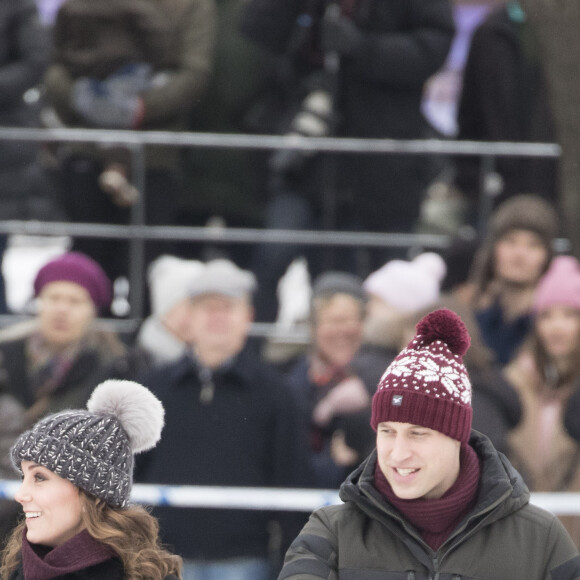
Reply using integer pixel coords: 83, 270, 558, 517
278, 307, 579, 580
505, 254, 580, 548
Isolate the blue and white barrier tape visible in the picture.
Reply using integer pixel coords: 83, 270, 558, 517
0, 481, 578, 515
0, 481, 340, 511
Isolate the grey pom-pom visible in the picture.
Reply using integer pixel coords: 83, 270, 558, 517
87, 380, 164, 453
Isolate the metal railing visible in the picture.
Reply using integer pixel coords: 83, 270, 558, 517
0, 127, 562, 321
0, 129, 575, 518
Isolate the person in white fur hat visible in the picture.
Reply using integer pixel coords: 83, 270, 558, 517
136, 255, 204, 367
362, 252, 447, 353
2, 379, 182, 580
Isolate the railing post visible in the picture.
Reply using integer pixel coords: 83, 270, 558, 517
477, 155, 503, 236
128, 142, 147, 320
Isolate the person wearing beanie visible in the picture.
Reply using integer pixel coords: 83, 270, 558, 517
33, 252, 112, 315
137, 258, 312, 580
361, 252, 447, 353
396, 295, 522, 458
136, 255, 204, 367
0, 252, 145, 543
278, 308, 580, 580
284, 271, 393, 489
504, 255, 580, 547
0, 250, 140, 418
0, 380, 182, 580
462, 193, 560, 365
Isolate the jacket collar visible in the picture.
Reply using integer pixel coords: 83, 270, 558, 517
166, 344, 257, 387
339, 430, 529, 545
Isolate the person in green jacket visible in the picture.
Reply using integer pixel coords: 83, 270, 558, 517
278, 308, 580, 580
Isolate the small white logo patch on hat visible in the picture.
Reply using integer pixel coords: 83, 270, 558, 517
392, 395, 403, 406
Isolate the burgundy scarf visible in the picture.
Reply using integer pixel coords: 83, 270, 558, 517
374, 443, 481, 551
21, 529, 116, 580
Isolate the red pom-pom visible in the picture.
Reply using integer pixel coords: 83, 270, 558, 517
415, 308, 471, 356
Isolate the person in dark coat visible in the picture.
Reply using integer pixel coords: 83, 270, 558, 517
43, 0, 216, 297
0, 0, 60, 313
285, 271, 393, 489
454, 1, 557, 219
277, 309, 579, 580
0, 252, 144, 421
136, 259, 312, 580
241, 0, 455, 322
1, 380, 182, 580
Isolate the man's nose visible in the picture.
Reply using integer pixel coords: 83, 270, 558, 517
389, 435, 412, 462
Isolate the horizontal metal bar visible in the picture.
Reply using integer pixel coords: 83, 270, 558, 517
0, 315, 307, 342
0, 221, 453, 248
0, 126, 561, 157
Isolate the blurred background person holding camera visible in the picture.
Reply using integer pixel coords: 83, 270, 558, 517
241, 0, 455, 323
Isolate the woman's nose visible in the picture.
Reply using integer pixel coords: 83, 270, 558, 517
14, 482, 31, 504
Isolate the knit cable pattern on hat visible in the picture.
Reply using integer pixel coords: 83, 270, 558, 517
11, 380, 164, 508
12, 410, 132, 507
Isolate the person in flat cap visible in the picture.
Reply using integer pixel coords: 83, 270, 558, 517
137, 258, 312, 580
0, 252, 144, 541
0, 379, 181, 580
278, 308, 580, 580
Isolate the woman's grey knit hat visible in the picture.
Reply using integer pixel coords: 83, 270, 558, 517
10, 380, 164, 508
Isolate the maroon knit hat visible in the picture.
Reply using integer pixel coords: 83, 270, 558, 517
34, 252, 112, 312
371, 308, 472, 443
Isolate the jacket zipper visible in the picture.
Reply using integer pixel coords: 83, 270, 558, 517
198, 367, 215, 404
356, 473, 514, 578
434, 487, 514, 571
432, 555, 439, 580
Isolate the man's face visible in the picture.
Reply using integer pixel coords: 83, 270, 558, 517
189, 293, 253, 361
313, 294, 363, 367
493, 229, 549, 286
37, 281, 96, 348
376, 421, 461, 500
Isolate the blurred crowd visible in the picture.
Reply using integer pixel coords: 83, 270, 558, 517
0, 0, 574, 578
0, 0, 559, 317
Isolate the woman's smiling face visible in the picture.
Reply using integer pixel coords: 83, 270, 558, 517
15, 461, 84, 547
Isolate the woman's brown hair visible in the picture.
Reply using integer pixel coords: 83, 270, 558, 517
1, 492, 182, 580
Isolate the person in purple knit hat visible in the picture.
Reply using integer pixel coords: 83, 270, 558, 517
0, 252, 144, 544
278, 308, 580, 580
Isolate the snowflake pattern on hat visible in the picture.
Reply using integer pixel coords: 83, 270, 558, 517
371, 308, 473, 443
378, 340, 471, 405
